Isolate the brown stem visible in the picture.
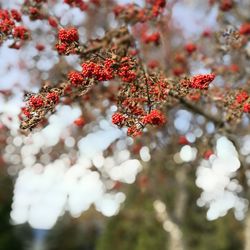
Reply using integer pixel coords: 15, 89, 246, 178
178, 97, 224, 127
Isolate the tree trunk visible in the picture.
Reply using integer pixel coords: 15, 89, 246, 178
245, 211, 250, 250
154, 199, 184, 250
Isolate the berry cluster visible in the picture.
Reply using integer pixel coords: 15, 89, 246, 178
113, 0, 166, 24
243, 103, 250, 113
110, 61, 169, 136
113, 4, 147, 23
46, 92, 60, 104
110, 63, 216, 136
185, 43, 197, 54
20, 90, 61, 129
68, 71, 85, 86
219, 0, 233, 11
234, 91, 250, 113
35, 43, 45, 51
147, 0, 166, 17
64, 0, 88, 10
0, 9, 29, 46
13, 26, 29, 40
117, 57, 137, 83
147, 60, 159, 69
221, 89, 250, 124
203, 149, 213, 159
141, 109, 166, 126
48, 17, 58, 28
112, 113, 126, 126
58, 27, 79, 43
235, 91, 248, 104
64, 0, 100, 11
178, 135, 189, 145
29, 96, 44, 108
142, 32, 160, 45
172, 52, 187, 76
149, 80, 169, 101
22, 0, 59, 27
56, 27, 79, 55
239, 23, 250, 35
10, 9, 22, 22
27, 6, 43, 20
127, 126, 143, 137
74, 117, 85, 127
189, 74, 216, 90
80, 57, 137, 83
14, 12, 242, 140
82, 59, 115, 81
27, 91, 60, 109
21, 0, 49, 21
21, 107, 31, 118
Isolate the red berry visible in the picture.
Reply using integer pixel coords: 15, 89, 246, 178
185, 43, 197, 54
178, 135, 189, 145
236, 91, 248, 104
189, 74, 215, 89
48, 17, 58, 28
239, 23, 250, 35
46, 92, 59, 104
220, 0, 233, 11
142, 109, 166, 126
243, 103, 250, 113
36, 43, 45, 51
13, 26, 29, 40
68, 71, 84, 86
29, 96, 44, 109
204, 149, 213, 159
74, 117, 85, 127
112, 113, 125, 125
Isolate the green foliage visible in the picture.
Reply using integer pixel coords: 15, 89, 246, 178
0, 175, 25, 250
96, 187, 167, 250
97, 165, 244, 250
182, 171, 243, 250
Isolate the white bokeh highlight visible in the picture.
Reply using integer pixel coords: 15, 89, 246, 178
196, 136, 248, 220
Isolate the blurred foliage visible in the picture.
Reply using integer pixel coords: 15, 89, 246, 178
0, 150, 245, 250
96, 154, 244, 250
0, 173, 26, 250
46, 214, 101, 250
183, 170, 244, 250
96, 187, 167, 250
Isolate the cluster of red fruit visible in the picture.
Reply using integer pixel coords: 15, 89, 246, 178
235, 91, 250, 113
25, 5, 44, 20
56, 27, 79, 55
68, 56, 137, 86
113, 0, 166, 23
111, 73, 216, 137
21, 0, 59, 28
219, 0, 233, 11
0, 9, 29, 44
81, 59, 115, 81
188, 74, 216, 90
146, 0, 166, 17
112, 109, 166, 137
117, 57, 137, 83
141, 31, 160, 45
209, 0, 233, 12
184, 43, 197, 54
64, 0, 100, 11
21, 91, 60, 119
141, 109, 166, 125
68, 71, 85, 86
29, 92, 59, 108
239, 23, 250, 35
